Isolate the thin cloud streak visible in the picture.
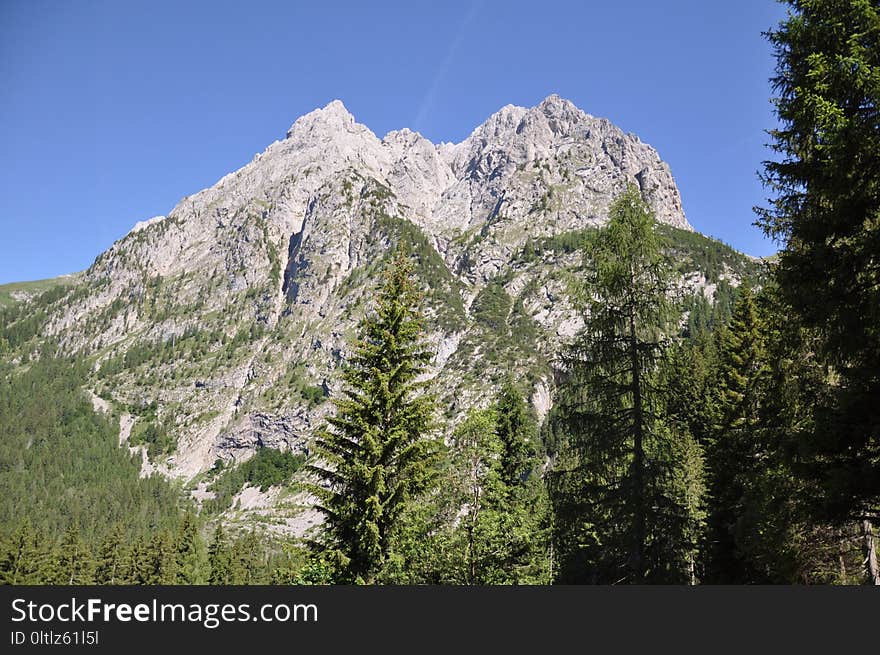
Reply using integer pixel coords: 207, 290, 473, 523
412, 0, 484, 137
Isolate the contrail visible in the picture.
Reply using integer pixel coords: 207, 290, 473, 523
413, 0, 484, 135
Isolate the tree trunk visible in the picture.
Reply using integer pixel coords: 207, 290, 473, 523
629, 311, 646, 584
837, 528, 847, 585
861, 519, 879, 586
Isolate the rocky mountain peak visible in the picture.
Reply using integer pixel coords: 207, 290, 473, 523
534, 93, 587, 133
33, 94, 705, 493
285, 99, 360, 140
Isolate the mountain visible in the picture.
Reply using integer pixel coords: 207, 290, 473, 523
0, 95, 757, 535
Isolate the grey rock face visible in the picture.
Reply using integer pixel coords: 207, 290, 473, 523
34, 95, 697, 498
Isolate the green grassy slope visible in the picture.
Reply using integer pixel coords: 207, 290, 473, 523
0, 274, 79, 308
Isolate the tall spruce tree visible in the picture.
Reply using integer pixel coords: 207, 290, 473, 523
495, 378, 538, 491
94, 523, 130, 584
550, 184, 702, 583
757, 0, 880, 584
492, 381, 551, 583
50, 524, 94, 584
0, 522, 43, 585
309, 249, 442, 584
705, 282, 768, 583
208, 524, 232, 585
175, 512, 207, 584
140, 530, 178, 584
229, 532, 266, 584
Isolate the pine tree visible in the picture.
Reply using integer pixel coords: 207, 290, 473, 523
0, 522, 43, 584
704, 282, 768, 583
549, 184, 700, 583
208, 524, 232, 585
50, 524, 94, 584
94, 523, 129, 584
175, 512, 207, 584
309, 249, 442, 584
757, 0, 880, 584
492, 381, 552, 583
229, 532, 265, 584
140, 530, 178, 584
495, 378, 538, 491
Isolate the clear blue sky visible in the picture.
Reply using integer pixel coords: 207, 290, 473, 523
0, 0, 787, 284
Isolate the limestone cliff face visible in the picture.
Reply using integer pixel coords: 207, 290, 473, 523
15, 95, 740, 531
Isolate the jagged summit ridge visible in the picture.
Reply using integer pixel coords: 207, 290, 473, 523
44, 94, 698, 495
123, 95, 689, 246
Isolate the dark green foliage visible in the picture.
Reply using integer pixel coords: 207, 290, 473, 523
0, 356, 188, 548
207, 524, 232, 585
471, 281, 512, 331
690, 283, 866, 583
227, 531, 268, 584
129, 416, 176, 458
284, 364, 328, 408
175, 512, 208, 584
372, 213, 467, 327
519, 228, 597, 262
384, 402, 550, 585
495, 378, 540, 490
656, 224, 758, 285
204, 448, 306, 514
757, 0, 880, 582
683, 281, 739, 341
703, 284, 770, 582
0, 282, 77, 350
300, 384, 326, 407
137, 530, 179, 585
93, 524, 130, 585
205, 524, 272, 585
549, 185, 706, 584
0, 513, 249, 586
309, 250, 443, 583
97, 325, 243, 379
0, 522, 44, 585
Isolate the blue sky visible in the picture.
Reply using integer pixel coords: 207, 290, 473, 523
0, 0, 787, 284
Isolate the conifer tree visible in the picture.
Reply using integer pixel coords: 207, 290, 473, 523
124, 536, 149, 585
0, 522, 43, 585
495, 378, 538, 491
229, 531, 265, 584
492, 381, 552, 583
384, 401, 549, 585
175, 512, 207, 584
94, 523, 130, 584
141, 530, 178, 584
309, 249, 442, 584
732, 286, 858, 583
208, 524, 232, 585
704, 282, 768, 583
758, 0, 880, 583
550, 184, 701, 583
50, 524, 94, 584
